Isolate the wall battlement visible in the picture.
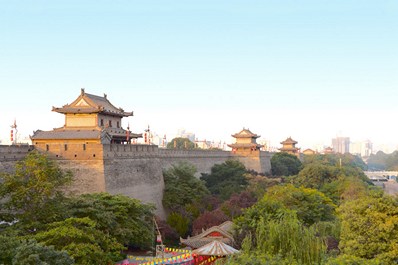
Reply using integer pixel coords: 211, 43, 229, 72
0, 145, 33, 162
1, 143, 272, 218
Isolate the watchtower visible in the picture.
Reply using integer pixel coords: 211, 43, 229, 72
228, 128, 263, 156
31, 89, 141, 151
279, 137, 300, 156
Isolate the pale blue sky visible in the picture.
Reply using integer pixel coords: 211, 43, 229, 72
0, 1, 397, 151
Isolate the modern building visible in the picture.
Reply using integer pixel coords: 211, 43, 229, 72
350, 140, 373, 157
332, 137, 350, 154
176, 128, 195, 142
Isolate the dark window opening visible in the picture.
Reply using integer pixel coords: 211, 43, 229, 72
100, 119, 104, 126
117, 121, 120, 128
83, 144, 86, 151
46, 145, 49, 151
64, 144, 68, 151
109, 120, 112, 127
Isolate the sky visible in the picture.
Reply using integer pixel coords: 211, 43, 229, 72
0, 1, 397, 152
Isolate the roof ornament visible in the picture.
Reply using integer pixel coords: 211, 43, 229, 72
104, 93, 107, 99
81, 88, 85, 95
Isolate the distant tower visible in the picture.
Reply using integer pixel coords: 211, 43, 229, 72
228, 128, 263, 156
279, 137, 300, 156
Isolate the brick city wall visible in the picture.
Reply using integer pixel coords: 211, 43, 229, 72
0, 144, 272, 218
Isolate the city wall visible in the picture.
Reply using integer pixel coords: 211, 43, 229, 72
0, 145, 34, 173
0, 144, 272, 218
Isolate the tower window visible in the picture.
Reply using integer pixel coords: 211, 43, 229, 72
100, 119, 104, 126
117, 121, 120, 128
109, 120, 112, 127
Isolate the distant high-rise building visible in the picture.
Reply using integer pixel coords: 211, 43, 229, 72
350, 140, 373, 157
176, 128, 195, 142
332, 137, 350, 154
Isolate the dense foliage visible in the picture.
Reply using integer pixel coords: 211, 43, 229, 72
0, 152, 154, 265
166, 137, 196, 149
228, 212, 326, 265
162, 162, 209, 211
338, 192, 398, 263
2, 149, 398, 264
229, 152, 398, 264
367, 150, 398, 171
0, 151, 73, 231
270, 152, 302, 176
201, 159, 248, 200
66, 193, 154, 248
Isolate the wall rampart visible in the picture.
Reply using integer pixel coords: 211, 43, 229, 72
0, 143, 272, 218
0, 145, 33, 162
0, 145, 32, 173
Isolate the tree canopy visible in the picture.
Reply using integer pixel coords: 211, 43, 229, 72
166, 137, 196, 149
338, 193, 398, 263
162, 162, 209, 211
271, 152, 302, 176
367, 150, 398, 171
200, 159, 248, 200
0, 151, 73, 230
65, 192, 154, 248
35, 217, 124, 265
0, 151, 155, 264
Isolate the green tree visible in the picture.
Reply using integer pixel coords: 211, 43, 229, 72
303, 153, 366, 171
235, 185, 336, 246
166, 137, 195, 149
0, 233, 21, 265
265, 184, 336, 226
35, 217, 124, 265
367, 151, 388, 171
270, 152, 302, 177
230, 212, 326, 265
325, 254, 383, 265
0, 151, 73, 231
163, 162, 209, 210
12, 240, 74, 265
201, 160, 248, 200
294, 163, 339, 189
166, 212, 190, 237
65, 192, 154, 248
338, 194, 398, 263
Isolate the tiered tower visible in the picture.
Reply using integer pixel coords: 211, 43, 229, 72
279, 137, 300, 156
228, 128, 263, 156
31, 89, 141, 149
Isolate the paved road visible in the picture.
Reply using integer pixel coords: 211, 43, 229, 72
384, 180, 398, 195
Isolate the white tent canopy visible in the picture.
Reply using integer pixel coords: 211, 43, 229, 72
192, 240, 239, 256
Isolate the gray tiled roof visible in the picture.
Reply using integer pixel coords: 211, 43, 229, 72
232, 128, 260, 138
53, 89, 133, 117
31, 129, 101, 140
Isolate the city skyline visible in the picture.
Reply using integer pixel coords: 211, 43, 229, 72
1, 1, 397, 152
